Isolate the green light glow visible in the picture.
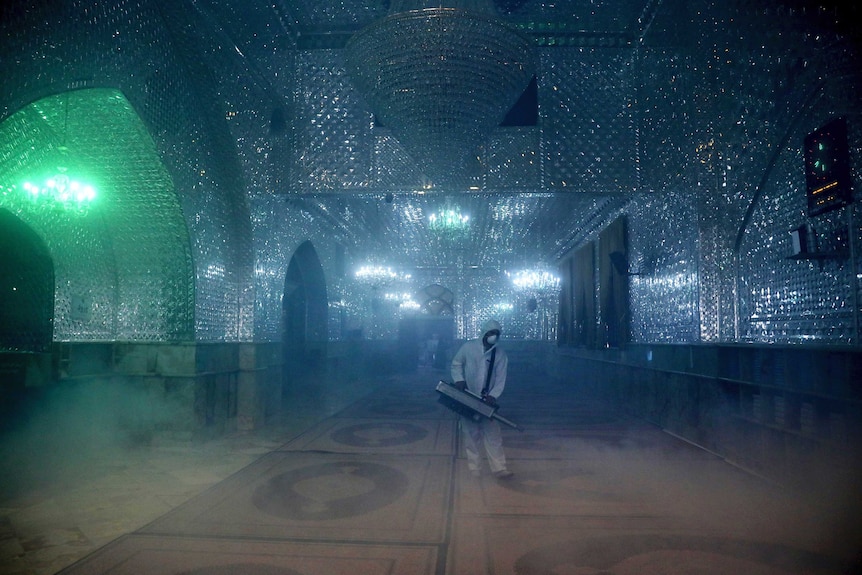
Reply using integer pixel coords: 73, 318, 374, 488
0, 90, 114, 217
428, 208, 469, 231
21, 172, 97, 207
1, 88, 195, 340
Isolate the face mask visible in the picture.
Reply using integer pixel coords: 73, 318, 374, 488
486, 334, 498, 345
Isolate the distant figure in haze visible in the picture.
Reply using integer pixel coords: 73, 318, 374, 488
424, 332, 439, 367
450, 319, 513, 479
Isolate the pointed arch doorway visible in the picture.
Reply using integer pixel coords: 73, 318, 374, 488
397, 284, 455, 371
282, 241, 328, 390
0, 210, 54, 429
0, 210, 54, 353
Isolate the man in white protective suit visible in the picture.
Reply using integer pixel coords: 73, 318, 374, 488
450, 319, 513, 479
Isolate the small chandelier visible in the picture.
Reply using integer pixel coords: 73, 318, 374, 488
16, 93, 98, 214
345, 0, 534, 185
355, 264, 412, 288
21, 165, 97, 213
508, 269, 560, 292
428, 207, 469, 231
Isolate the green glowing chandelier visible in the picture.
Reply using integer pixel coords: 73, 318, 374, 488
428, 207, 469, 231
21, 164, 97, 210
16, 94, 98, 214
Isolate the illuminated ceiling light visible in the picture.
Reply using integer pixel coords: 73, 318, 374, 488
508, 269, 560, 291
384, 291, 414, 301
16, 93, 98, 214
428, 207, 470, 232
20, 168, 97, 212
355, 264, 412, 288
356, 264, 397, 282
345, 0, 534, 185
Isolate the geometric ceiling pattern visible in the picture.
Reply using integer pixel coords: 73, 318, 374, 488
149, 0, 860, 298
271, 0, 660, 265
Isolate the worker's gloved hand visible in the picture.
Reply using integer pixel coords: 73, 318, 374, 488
455, 381, 467, 391
482, 394, 498, 407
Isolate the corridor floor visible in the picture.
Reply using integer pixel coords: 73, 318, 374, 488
1, 369, 858, 574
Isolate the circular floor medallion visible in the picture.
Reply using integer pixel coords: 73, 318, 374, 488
331, 422, 428, 447
361, 400, 438, 417
513, 534, 844, 574
252, 460, 410, 520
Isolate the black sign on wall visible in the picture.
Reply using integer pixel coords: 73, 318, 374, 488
804, 117, 853, 217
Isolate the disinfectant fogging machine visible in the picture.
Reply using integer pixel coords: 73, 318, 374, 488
435, 380, 524, 431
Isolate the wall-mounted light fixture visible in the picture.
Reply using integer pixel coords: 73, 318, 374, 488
609, 251, 642, 276
786, 224, 849, 263
789, 225, 809, 256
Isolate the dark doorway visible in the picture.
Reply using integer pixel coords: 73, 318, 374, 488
599, 217, 629, 348
0, 209, 54, 353
282, 241, 328, 389
0, 210, 54, 431
397, 316, 455, 372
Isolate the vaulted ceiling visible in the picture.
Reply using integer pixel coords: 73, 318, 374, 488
187, 0, 856, 270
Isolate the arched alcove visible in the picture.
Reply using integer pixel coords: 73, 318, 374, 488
415, 283, 455, 315
396, 284, 456, 371
0, 209, 54, 352
0, 88, 194, 342
283, 241, 328, 384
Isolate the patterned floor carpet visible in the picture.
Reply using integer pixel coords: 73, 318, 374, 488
3, 369, 856, 574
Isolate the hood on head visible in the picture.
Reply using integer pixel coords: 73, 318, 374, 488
481, 319, 501, 337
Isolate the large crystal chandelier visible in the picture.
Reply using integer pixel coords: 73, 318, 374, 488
345, 0, 534, 186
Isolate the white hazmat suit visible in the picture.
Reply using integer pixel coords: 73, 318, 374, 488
450, 319, 511, 477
